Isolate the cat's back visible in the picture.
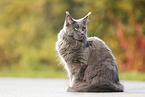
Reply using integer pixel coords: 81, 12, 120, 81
87, 37, 111, 52
85, 36, 117, 83
87, 36, 115, 62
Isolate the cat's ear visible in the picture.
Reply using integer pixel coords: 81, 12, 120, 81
82, 12, 91, 24
65, 11, 74, 26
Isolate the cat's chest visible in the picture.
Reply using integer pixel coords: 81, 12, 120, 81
59, 41, 90, 65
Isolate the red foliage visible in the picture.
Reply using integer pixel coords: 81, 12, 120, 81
108, 12, 145, 72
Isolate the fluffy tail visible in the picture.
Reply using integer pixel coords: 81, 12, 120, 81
67, 81, 124, 92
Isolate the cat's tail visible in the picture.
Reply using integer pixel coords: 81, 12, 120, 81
67, 81, 124, 92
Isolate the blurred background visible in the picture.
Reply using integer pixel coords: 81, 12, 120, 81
0, 0, 144, 80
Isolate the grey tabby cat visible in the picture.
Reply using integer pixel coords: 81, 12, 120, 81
56, 11, 124, 92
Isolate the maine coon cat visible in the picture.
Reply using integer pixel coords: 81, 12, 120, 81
56, 11, 124, 92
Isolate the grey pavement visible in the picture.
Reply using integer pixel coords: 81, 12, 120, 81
0, 77, 145, 97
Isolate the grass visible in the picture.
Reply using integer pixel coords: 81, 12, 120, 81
0, 66, 145, 81
0, 65, 67, 78
119, 72, 145, 81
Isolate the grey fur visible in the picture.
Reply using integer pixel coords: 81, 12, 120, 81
56, 11, 124, 92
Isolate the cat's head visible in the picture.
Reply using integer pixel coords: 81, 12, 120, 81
63, 11, 91, 41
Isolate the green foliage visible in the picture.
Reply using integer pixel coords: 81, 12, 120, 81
0, 0, 144, 78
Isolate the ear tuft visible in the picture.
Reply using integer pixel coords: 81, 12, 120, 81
82, 12, 91, 24
66, 11, 70, 16
87, 12, 91, 16
65, 11, 74, 26
84, 12, 91, 19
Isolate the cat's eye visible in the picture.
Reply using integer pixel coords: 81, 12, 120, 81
82, 27, 86, 31
74, 27, 79, 31
73, 24, 79, 31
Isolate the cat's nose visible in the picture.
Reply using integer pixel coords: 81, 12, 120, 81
81, 33, 84, 36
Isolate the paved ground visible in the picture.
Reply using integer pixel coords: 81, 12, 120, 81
0, 78, 145, 97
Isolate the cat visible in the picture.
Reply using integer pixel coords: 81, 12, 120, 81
56, 11, 124, 92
